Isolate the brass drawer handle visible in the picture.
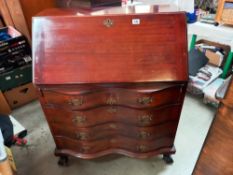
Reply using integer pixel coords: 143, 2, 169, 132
68, 98, 84, 106
137, 145, 148, 152
109, 124, 117, 129
110, 139, 116, 143
80, 146, 90, 153
106, 96, 117, 105
138, 131, 150, 139
137, 97, 153, 105
139, 115, 153, 125
76, 132, 88, 140
72, 115, 86, 124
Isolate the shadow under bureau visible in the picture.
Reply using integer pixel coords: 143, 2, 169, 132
33, 5, 188, 165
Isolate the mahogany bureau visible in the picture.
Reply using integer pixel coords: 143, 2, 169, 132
32, 5, 188, 165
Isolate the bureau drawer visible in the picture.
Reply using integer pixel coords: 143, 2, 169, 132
51, 121, 178, 141
55, 136, 174, 154
42, 84, 184, 110
44, 104, 182, 127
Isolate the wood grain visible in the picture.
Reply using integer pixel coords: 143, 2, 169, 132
193, 78, 233, 175
42, 84, 184, 110
215, 0, 233, 25
19, 0, 55, 34
0, 15, 5, 27
34, 6, 188, 161
4, 0, 30, 41
33, 7, 188, 84
51, 121, 178, 141
0, 0, 14, 26
55, 136, 175, 156
55, 144, 176, 160
43, 104, 182, 127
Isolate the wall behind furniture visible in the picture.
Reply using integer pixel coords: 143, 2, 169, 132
177, 0, 194, 12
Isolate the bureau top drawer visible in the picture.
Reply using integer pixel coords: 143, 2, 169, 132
41, 83, 185, 110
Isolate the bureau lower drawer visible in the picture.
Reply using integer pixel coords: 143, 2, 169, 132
51, 121, 178, 141
42, 84, 184, 110
43, 104, 182, 127
55, 136, 174, 154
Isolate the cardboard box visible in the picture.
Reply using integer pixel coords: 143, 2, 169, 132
196, 39, 231, 70
205, 50, 223, 67
4, 83, 37, 109
0, 91, 11, 115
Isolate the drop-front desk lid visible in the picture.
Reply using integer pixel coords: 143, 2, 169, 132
33, 4, 188, 85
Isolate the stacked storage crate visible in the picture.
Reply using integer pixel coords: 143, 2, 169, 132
0, 26, 37, 114
188, 39, 232, 106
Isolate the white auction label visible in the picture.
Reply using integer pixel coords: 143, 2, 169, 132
132, 19, 140, 25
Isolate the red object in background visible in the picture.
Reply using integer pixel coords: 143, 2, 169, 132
12, 136, 27, 146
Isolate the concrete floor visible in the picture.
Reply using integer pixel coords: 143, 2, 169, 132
11, 93, 216, 175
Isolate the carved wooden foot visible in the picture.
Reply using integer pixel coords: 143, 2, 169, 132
163, 154, 173, 164
58, 156, 69, 166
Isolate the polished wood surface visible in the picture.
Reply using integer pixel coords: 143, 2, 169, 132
222, 79, 233, 107
0, 0, 180, 43
54, 137, 176, 159
51, 121, 178, 141
42, 84, 184, 110
55, 135, 174, 153
43, 104, 182, 127
33, 7, 188, 84
193, 79, 233, 175
33, 6, 188, 161
38, 83, 186, 159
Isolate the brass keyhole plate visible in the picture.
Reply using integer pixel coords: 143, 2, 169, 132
103, 18, 114, 28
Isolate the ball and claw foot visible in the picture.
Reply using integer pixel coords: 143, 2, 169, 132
163, 154, 173, 164
58, 156, 69, 166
